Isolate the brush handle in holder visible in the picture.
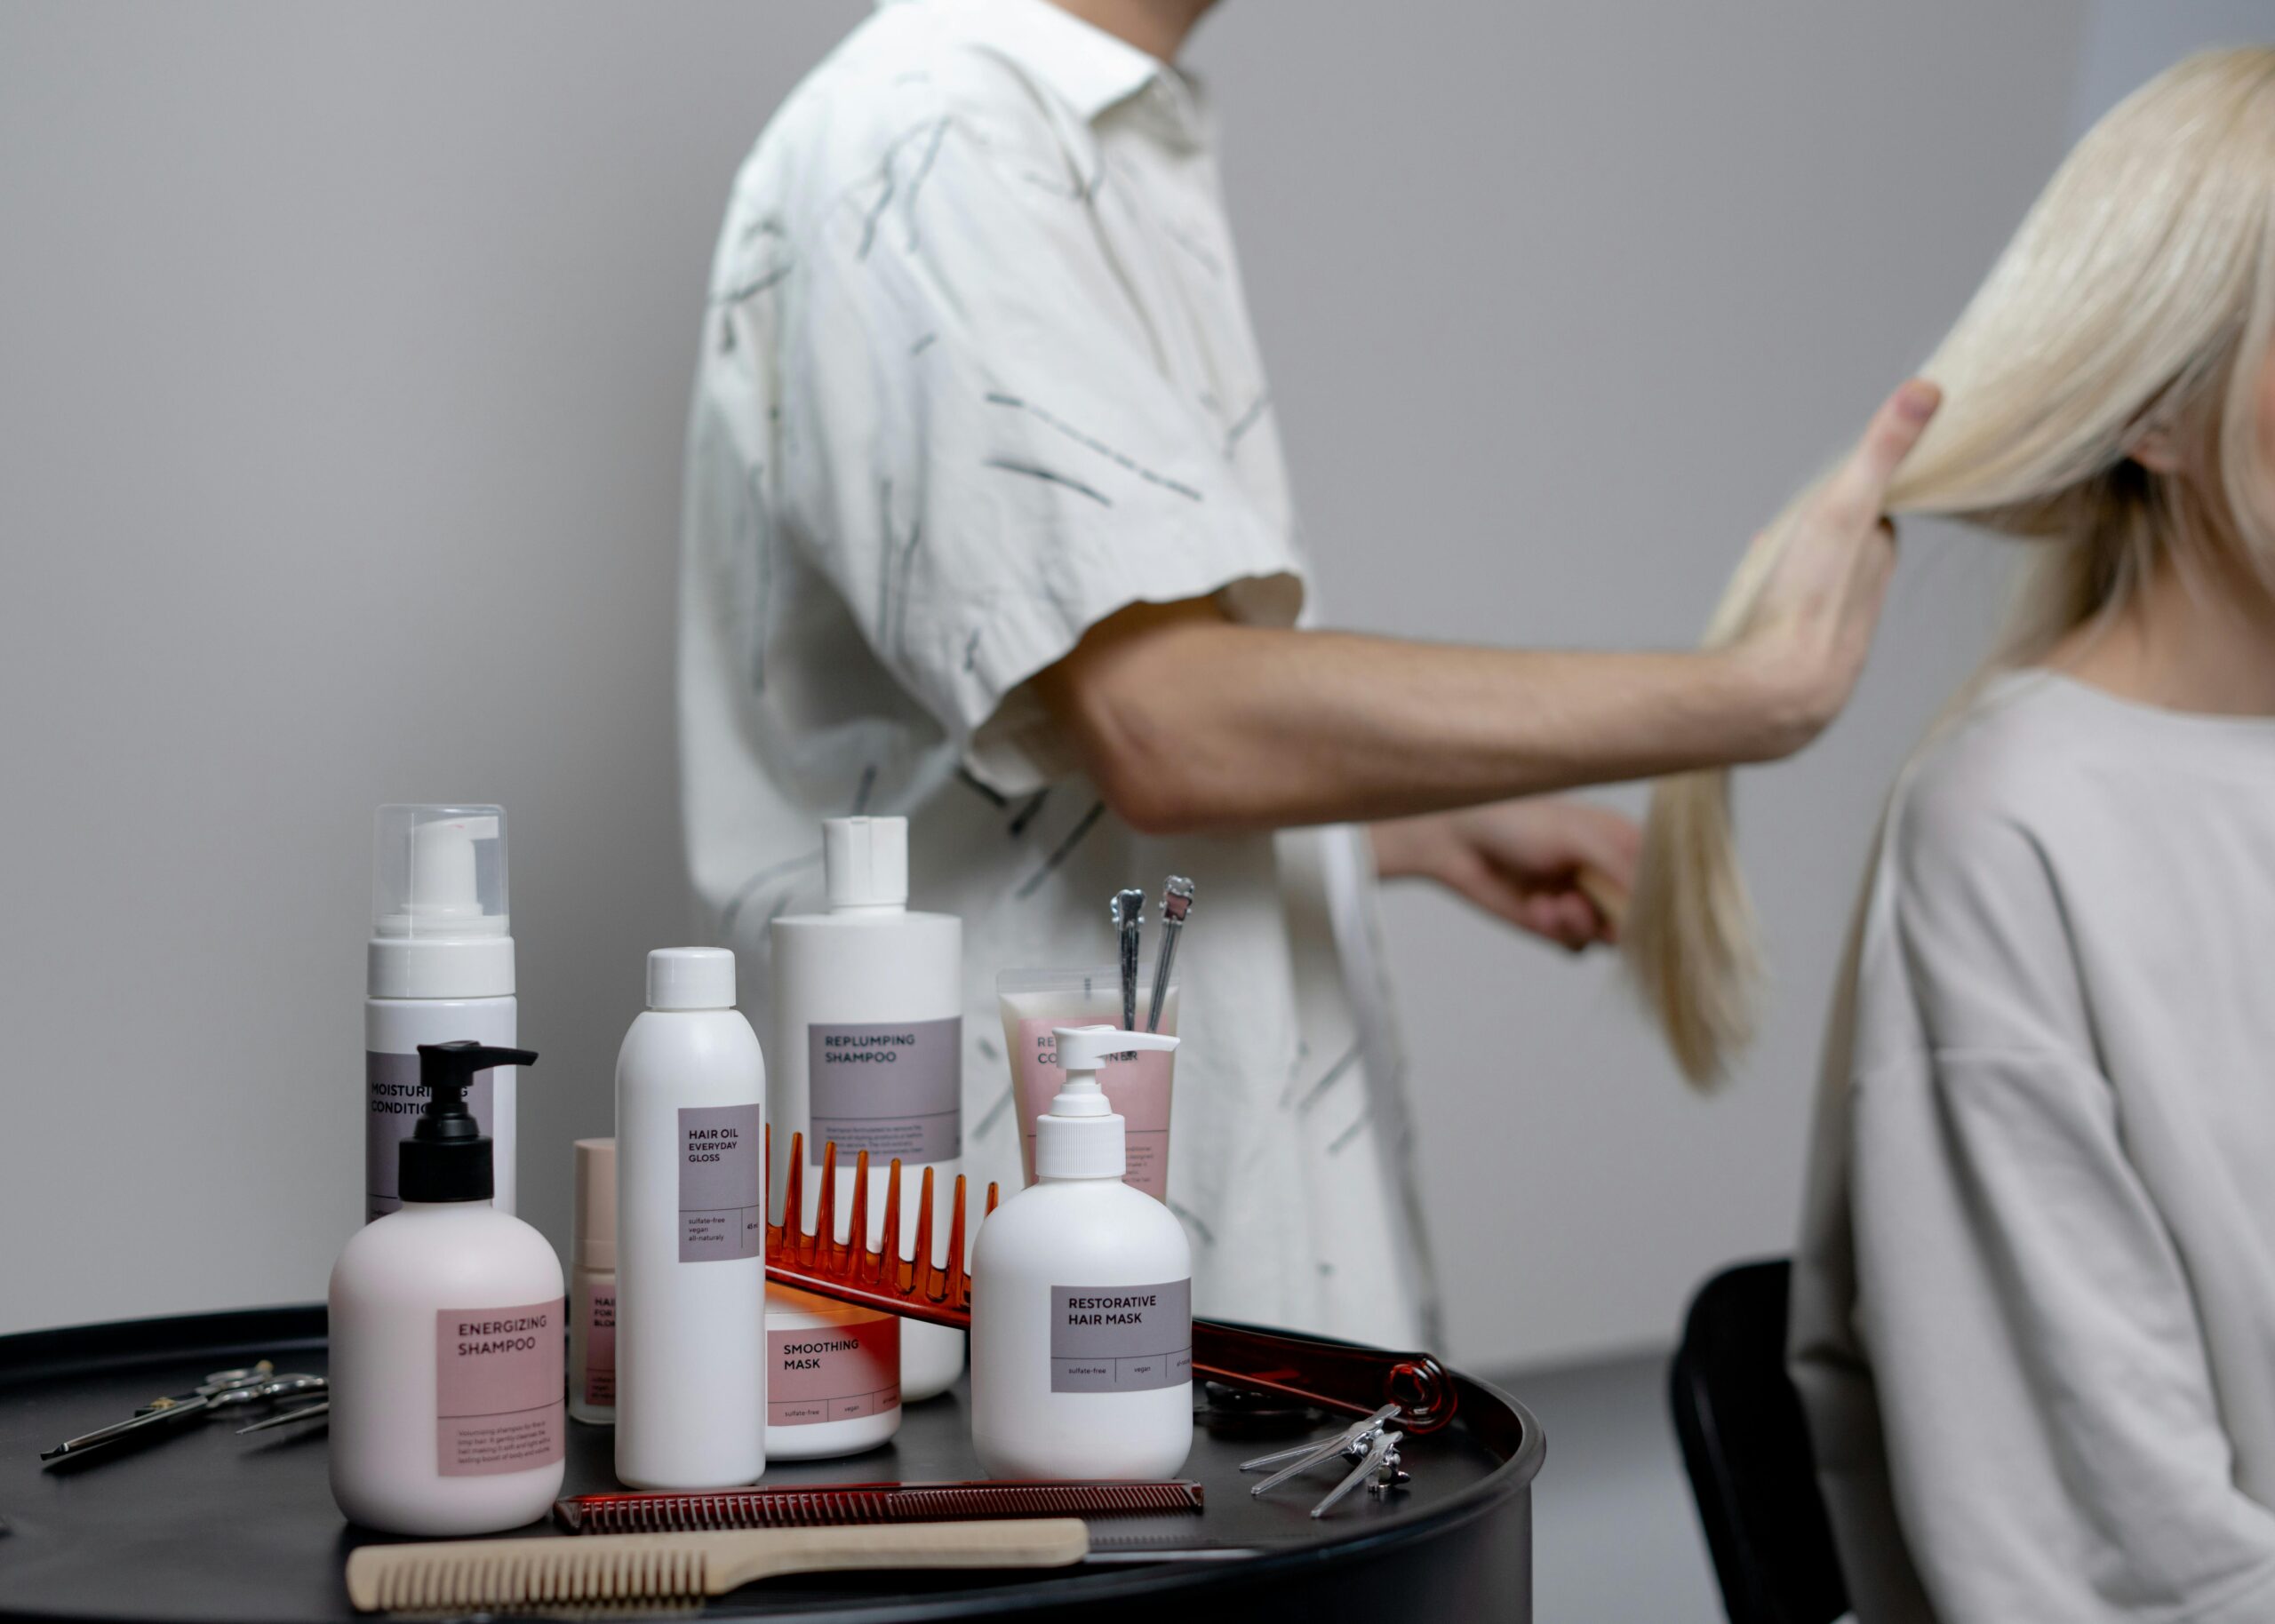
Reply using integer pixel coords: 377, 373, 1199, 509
1190, 1320, 1457, 1434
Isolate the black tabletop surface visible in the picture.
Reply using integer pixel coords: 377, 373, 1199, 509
0, 1306, 1542, 1623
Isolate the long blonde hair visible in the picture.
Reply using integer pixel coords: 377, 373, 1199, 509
1628, 46, 2275, 1085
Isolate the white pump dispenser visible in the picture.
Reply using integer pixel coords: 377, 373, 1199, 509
365, 806, 518, 1221
970, 1024, 1193, 1481
1034, 1026, 1170, 1179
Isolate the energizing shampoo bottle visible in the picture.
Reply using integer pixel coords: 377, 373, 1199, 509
329, 1042, 562, 1535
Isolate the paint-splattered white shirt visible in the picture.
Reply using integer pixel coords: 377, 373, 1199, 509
679, 0, 1436, 1345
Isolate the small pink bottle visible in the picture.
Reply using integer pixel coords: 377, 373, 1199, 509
570, 1138, 617, 1425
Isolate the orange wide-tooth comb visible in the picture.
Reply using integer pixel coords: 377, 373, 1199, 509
763, 1127, 1457, 1433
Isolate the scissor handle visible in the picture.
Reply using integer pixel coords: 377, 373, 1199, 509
41, 1364, 301, 1461
208, 1374, 325, 1411
198, 1362, 275, 1390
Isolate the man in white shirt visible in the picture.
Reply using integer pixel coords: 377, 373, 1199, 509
679, 0, 1934, 1344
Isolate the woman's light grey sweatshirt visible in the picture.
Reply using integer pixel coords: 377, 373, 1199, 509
1792, 673, 2275, 1623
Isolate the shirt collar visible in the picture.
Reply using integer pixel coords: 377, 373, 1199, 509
892, 0, 1192, 129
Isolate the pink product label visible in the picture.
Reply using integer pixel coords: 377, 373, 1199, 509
366, 1051, 495, 1220
580, 1280, 615, 1406
768, 1316, 899, 1427
434, 1298, 564, 1477
1050, 1281, 1192, 1393
806, 1016, 961, 1166
1014, 1019, 1174, 1199
679, 1103, 764, 1262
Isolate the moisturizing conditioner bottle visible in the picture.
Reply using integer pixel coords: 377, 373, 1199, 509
329, 1042, 562, 1535
367, 806, 517, 1221
770, 816, 964, 1402
614, 947, 766, 1489
970, 1025, 1192, 1481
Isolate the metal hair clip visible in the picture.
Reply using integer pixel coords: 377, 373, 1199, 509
1111, 888, 1145, 1031
1146, 877, 1193, 1032
1239, 1402, 1414, 1516
1311, 1428, 1408, 1519
1240, 1403, 1398, 1493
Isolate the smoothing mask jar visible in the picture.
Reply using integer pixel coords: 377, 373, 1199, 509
995, 967, 1179, 1200
762, 1285, 900, 1460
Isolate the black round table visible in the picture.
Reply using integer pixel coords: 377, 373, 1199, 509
0, 1307, 1543, 1621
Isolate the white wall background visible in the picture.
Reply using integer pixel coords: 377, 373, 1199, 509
2, 1, 2260, 1369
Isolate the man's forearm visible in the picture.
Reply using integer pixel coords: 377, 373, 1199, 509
1035, 607, 1807, 834
1033, 383, 1936, 837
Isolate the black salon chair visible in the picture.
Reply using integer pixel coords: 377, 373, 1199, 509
1668, 1259, 1848, 1624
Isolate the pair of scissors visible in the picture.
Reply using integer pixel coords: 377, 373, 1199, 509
40, 1362, 328, 1463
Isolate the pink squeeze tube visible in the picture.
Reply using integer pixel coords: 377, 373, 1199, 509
996, 966, 1180, 1200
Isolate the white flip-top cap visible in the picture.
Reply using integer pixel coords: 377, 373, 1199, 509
647, 946, 736, 1010
1035, 1024, 1179, 1180
824, 816, 908, 909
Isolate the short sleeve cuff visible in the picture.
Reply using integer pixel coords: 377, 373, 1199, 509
954, 518, 1305, 797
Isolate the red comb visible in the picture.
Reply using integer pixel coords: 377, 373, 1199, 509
764, 1127, 1457, 1432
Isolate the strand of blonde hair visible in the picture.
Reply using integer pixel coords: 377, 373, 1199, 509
1626, 46, 2275, 1085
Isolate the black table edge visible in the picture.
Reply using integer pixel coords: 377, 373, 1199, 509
1, 1303, 1545, 1623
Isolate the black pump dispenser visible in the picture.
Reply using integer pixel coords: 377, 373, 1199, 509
400, 1041, 539, 1204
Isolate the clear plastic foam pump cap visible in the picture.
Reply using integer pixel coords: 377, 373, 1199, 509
372, 805, 508, 939
368, 804, 514, 1000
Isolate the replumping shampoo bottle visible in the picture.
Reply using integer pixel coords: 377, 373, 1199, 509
770, 816, 965, 1402
329, 1042, 562, 1535
970, 1025, 1192, 1481
367, 806, 517, 1221
613, 948, 766, 1490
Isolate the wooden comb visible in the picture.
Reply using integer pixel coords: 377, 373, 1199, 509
345, 1519, 1089, 1612
765, 1128, 1458, 1433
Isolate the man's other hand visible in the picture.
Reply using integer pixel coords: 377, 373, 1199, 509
1371, 798, 1640, 951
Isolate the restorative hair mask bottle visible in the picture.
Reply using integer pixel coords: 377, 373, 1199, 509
770, 816, 965, 1402
328, 1042, 563, 1535
366, 806, 516, 1222
613, 947, 766, 1490
969, 1024, 1193, 1481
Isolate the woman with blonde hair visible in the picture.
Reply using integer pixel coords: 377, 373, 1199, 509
1630, 47, 2275, 1622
